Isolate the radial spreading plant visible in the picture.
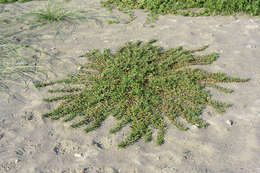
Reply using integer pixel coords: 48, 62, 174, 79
35, 40, 248, 148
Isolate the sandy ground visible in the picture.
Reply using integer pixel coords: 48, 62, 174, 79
0, 0, 260, 173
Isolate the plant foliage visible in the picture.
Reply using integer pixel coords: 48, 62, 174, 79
27, 0, 117, 27
0, 34, 38, 91
101, 0, 260, 17
0, 0, 31, 3
29, 0, 84, 23
35, 40, 248, 147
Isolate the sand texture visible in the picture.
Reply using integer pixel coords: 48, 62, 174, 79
0, 0, 260, 173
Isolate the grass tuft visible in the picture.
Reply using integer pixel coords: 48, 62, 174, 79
26, 0, 120, 28
0, 34, 38, 91
36, 40, 248, 148
29, 0, 84, 23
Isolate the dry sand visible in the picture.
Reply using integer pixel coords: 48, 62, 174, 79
0, 0, 260, 173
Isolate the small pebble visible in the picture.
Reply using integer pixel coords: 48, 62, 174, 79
82, 168, 88, 173
183, 150, 192, 160
226, 120, 233, 126
0, 133, 4, 140
32, 55, 39, 61
77, 66, 84, 70
53, 146, 59, 155
162, 167, 178, 173
27, 114, 33, 121
16, 62, 29, 66
15, 38, 21, 42
24, 112, 34, 120
191, 125, 199, 130
74, 153, 83, 158
92, 140, 103, 149
246, 44, 256, 49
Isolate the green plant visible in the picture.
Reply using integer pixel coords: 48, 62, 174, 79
105, 19, 120, 24
26, 0, 120, 28
29, 0, 84, 23
0, 0, 31, 3
35, 40, 248, 148
101, 0, 260, 20
0, 34, 39, 91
